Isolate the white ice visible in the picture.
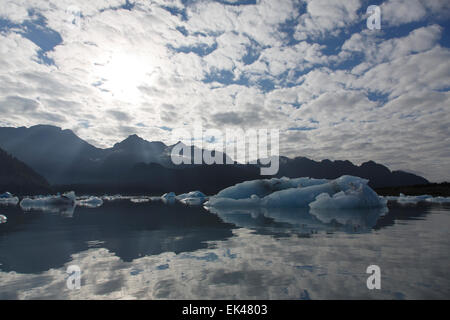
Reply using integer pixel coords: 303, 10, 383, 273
176, 191, 207, 206
0, 196, 19, 206
425, 196, 450, 203
77, 196, 103, 208
0, 192, 13, 198
382, 194, 450, 204
130, 197, 150, 203
0, 191, 19, 206
20, 191, 76, 213
205, 175, 386, 209
161, 192, 176, 204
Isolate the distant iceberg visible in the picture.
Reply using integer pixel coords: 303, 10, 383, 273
161, 192, 176, 204
130, 197, 151, 203
20, 191, 76, 215
77, 196, 103, 208
425, 196, 450, 204
382, 194, 450, 204
205, 176, 387, 209
176, 191, 208, 206
0, 191, 19, 206
102, 194, 132, 201
0, 192, 13, 198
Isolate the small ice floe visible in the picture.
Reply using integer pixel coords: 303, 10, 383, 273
20, 191, 76, 214
0, 192, 13, 198
130, 197, 150, 203
425, 196, 450, 204
0, 191, 19, 206
0, 214, 7, 224
161, 192, 176, 204
176, 191, 208, 206
206, 175, 387, 210
383, 194, 449, 205
77, 196, 103, 208
101, 194, 128, 201
180, 197, 204, 206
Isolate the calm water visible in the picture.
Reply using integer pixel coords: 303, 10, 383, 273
0, 200, 449, 299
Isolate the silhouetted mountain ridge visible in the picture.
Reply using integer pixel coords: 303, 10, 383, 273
0, 147, 51, 195
0, 125, 429, 192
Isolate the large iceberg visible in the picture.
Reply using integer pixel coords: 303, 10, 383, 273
214, 177, 328, 200
205, 175, 387, 209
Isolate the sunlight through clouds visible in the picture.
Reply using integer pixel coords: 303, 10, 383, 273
0, 0, 449, 181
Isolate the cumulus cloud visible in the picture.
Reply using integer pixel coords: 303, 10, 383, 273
0, 0, 449, 181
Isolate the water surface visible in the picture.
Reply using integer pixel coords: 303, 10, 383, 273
0, 200, 449, 299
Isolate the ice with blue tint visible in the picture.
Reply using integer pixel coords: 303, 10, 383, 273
0, 192, 19, 206
77, 196, 103, 208
20, 192, 76, 215
0, 192, 13, 199
382, 194, 450, 204
161, 192, 176, 204
176, 191, 207, 200
214, 177, 328, 200
130, 197, 151, 203
205, 175, 387, 209
176, 191, 208, 206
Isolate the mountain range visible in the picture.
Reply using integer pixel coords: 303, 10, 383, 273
0, 125, 429, 194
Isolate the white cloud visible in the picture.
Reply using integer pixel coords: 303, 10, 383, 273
0, 0, 449, 181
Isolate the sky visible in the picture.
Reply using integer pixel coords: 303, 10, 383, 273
0, 0, 449, 182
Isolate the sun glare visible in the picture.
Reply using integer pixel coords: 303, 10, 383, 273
94, 52, 154, 103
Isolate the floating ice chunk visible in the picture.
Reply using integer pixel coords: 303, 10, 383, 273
20, 192, 76, 215
214, 177, 329, 200
0, 192, 13, 199
208, 175, 385, 209
101, 194, 130, 201
396, 193, 432, 204
161, 192, 176, 204
383, 194, 445, 204
204, 195, 261, 208
309, 183, 387, 210
180, 197, 205, 206
176, 191, 207, 205
130, 197, 150, 203
0, 196, 19, 206
176, 191, 207, 200
425, 196, 450, 203
77, 196, 103, 208
0, 191, 19, 206
0, 214, 7, 224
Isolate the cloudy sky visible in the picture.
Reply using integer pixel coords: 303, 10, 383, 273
0, 0, 449, 181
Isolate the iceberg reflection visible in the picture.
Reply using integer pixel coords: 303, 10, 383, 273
206, 206, 388, 234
